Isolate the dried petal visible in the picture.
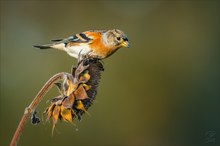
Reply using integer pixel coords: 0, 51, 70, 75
66, 79, 77, 96
60, 105, 73, 123
74, 84, 88, 100
62, 94, 75, 109
82, 84, 91, 91
52, 105, 61, 135
52, 105, 61, 125
79, 71, 90, 83
75, 100, 90, 116
46, 103, 55, 121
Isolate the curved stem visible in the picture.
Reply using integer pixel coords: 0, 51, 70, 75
10, 72, 66, 146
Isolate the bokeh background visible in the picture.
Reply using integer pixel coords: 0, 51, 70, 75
1, 0, 220, 145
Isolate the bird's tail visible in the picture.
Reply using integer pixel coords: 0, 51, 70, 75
33, 44, 53, 49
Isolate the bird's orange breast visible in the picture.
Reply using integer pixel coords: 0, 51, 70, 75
84, 32, 117, 58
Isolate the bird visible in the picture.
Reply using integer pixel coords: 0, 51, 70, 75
34, 29, 130, 59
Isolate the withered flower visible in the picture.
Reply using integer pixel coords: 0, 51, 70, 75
43, 58, 104, 134
31, 110, 40, 125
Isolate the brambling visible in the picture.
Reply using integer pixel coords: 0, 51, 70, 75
34, 29, 129, 59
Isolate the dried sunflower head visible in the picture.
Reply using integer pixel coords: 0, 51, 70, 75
43, 58, 104, 134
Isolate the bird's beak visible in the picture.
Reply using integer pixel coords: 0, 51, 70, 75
121, 41, 130, 48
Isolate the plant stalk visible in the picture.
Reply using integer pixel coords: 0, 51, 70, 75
10, 72, 66, 146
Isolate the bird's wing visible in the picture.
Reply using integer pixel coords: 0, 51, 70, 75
50, 39, 63, 42
57, 32, 94, 45
60, 31, 106, 48
82, 31, 103, 40
34, 30, 104, 49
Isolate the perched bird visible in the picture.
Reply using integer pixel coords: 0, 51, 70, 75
34, 29, 129, 59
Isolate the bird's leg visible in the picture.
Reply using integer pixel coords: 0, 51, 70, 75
79, 50, 93, 61
77, 50, 82, 65
81, 50, 98, 66
77, 49, 92, 64
86, 50, 93, 58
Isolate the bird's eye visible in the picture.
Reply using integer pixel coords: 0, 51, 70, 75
116, 37, 121, 41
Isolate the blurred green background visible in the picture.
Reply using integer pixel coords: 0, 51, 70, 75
1, 0, 220, 146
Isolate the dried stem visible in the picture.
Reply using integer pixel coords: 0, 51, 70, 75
10, 72, 66, 146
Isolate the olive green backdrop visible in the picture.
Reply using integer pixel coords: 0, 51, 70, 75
0, 0, 219, 146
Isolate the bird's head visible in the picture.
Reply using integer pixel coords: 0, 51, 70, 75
103, 29, 130, 49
